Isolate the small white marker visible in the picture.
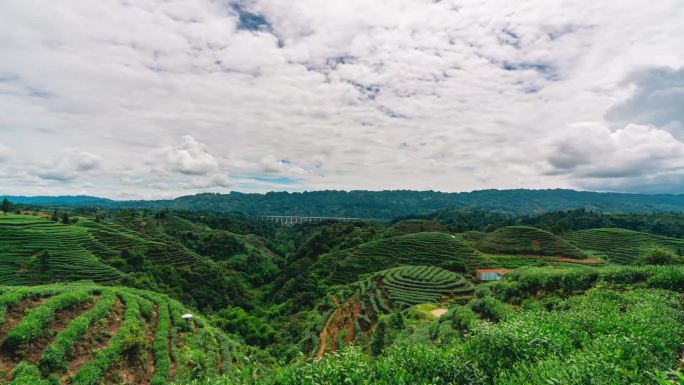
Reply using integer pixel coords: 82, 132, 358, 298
182, 313, 194, 319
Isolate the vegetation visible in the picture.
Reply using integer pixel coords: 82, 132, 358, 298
468, 226, 586, 259
392, 219, 447, 234
3, 202, 684, 384
319, 232, 493, 285
565, 228, 684, 264
0, 283, 241, 384
8, 188, 684, 217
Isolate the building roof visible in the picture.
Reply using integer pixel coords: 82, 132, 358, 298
475, 269, 513, 274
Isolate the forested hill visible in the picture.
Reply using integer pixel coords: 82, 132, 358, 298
4, 189, 684, 218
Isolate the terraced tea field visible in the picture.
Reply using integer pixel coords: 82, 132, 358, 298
0, 215, 203, 285
79, 220, 202, 266
564, 228, 684, 264
321, 232, 495, 284
311, 266, 473, 356
0, 215, 122, 285
392, 219, 447, 234
0, 283, 237, 385
467, 226, 586, 259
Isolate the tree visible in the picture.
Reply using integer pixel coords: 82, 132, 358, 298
388, 311, 405, 330
51, 210, 59, 222
212, 307, 275, 347
370, 319, 386, 356
38, 250, 50, 273
484, 224, 497, 233
61, 213, 70, 224
642, 248, 681, 265
121, 248, 144, 270
1, 198, 9, 214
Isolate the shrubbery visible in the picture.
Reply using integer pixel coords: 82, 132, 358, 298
642, 248, 683, 265
212, 307, 275, 347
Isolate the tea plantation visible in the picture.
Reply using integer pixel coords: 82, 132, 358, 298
0, 215, 203, 285
467, 226, 586, 259
308, 265, 474, 356
564, 228, 684, 264
0, 283, 239, 385
321, 232, 495, 284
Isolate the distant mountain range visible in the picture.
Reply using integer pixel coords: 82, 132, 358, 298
3, 189, 684, 218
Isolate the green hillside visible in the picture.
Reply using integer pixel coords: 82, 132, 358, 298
564, 228, 684, 264
467, 226, 586, 259
0, 282, 239, 385
0, 215, 122, 285
319, 232, 494, 284
0, 214, 204, 285
79, 220, 202, 267
310, 265, 473, 356
392, 219, 447, 234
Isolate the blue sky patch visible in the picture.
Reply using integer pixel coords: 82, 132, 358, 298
231, 3, 270, 31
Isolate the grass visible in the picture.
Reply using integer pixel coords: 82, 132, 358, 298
564, 228, 684, 264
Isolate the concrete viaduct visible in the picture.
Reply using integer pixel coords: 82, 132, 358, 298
254, 215, 360, 225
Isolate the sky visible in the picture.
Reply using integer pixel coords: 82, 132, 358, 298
0, 0, 683, 199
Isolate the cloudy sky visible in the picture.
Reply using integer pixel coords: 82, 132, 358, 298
1, 0, 683, 199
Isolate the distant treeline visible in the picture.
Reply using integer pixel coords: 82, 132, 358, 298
396, 208, 684, 238
4, 188, 684, 218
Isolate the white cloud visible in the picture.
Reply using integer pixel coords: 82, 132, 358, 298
0, 0, 682, 197
605, 67, 684, 140
150, 135, 219, 175
543, 123, 684, 180
259, 155, 307, 176
31, 150, 101, 182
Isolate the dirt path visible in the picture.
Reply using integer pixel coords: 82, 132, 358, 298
144, 305, 159, 384
431, 308, 448, 318
63, 298, 125, 382
0, 297, 46, 376
169, 331, 177, 381
26, 296, 98, 363
555, 256, 602, 265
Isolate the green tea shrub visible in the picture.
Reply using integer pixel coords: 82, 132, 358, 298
3, 290, 91, 352
39, 290, 117, 373
469, 297, 514, 322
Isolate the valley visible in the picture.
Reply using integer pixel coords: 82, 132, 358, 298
1, 194, 684, 384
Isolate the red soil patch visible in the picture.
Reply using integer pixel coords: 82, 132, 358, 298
316, 297, 365, 359
316, 296, 340, 359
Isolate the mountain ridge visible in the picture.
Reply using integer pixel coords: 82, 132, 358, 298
3, 188, 684, 218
